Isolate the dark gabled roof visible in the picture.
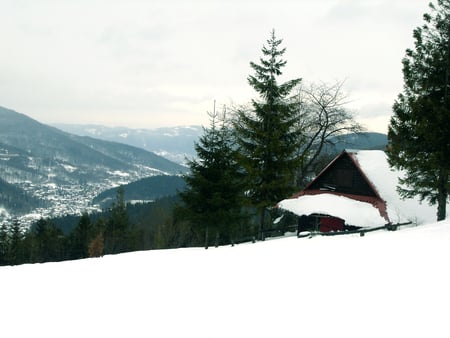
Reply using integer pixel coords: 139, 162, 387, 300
294, 150, 382, 199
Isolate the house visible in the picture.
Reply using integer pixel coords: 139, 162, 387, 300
278, 150, 439, 232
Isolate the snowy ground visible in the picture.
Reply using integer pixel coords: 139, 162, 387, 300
1, 220, 449, 338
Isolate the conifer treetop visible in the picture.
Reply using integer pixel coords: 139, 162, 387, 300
248, 29, 300, 100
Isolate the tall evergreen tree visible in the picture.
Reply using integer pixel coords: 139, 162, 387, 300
104, 186, 131, 254
69, 211, 92, 259
33, 218, 65, 263
8, 219, 25, 265
233, 30, 302, 236
388, 0, 450, 221
177, 108, 247, 248
0, 222, 8, 265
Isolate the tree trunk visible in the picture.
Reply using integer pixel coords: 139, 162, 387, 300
215, 231, 219, 248
204, 226, 209, 249
437, 193, 447, 221
259, 208, 266, 241
437, 169, 448, 221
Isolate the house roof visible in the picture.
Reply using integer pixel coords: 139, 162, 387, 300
278, 150, 440, 228
300, 149, 381, 198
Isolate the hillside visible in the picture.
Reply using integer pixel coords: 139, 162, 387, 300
0, 106, 187, 218
1, 220, 448, 338
92, 175, 186, 208
0, 106, 186, 183
0, 177, 45, 214
324, 132, 388, 153
54, 123, 203, 164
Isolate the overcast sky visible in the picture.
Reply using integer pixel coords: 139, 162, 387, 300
0, 0, 429, 133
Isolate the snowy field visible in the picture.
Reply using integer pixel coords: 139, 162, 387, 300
1, 220, 449, 338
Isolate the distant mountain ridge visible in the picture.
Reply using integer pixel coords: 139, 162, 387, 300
0, 106, 187, 218
0, 106, 185, 182
325, 132, 388, 154
54, 123, 203, 164
55, 124, 388, 164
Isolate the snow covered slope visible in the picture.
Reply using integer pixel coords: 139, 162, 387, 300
1, 221, 449, 338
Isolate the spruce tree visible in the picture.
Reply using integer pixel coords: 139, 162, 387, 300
104, 186, 131, 254
388, 0, 450, 221
33, 218, 65, 263
8, 219, 25, 265
177, 108, 247, 248
0, 223, 8, 265
234, 30, 302, 236
69, 212, 92, 259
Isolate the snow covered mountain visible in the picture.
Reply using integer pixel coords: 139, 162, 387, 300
54, 123, 203, 165
1, 219, 449, 338
0, 106, 187, 220
55, 124, 388, 165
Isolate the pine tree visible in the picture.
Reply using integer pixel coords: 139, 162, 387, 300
104, 186, 131, 254
177, 108, 247, 248
388, 0, 450, 221
8, 219, 25, 265
0, 223, 8, 265
32, 218, 66, 262
233, 30, 302, 236
69, 211, 92, 259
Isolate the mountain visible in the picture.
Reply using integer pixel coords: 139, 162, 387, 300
0, 107, 186, 183
92, 175, 186, 208
0, 106, 187, 219
324, 132, 388, 154
55, 124, 387, 164
0, 176, 45, 215
54, 123, 203, 164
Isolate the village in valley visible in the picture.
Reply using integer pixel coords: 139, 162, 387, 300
6, 181, 104, 226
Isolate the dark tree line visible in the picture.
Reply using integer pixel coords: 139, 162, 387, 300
1, 217, 70, 266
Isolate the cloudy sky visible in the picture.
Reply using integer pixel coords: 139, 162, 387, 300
0, 0, 428, 133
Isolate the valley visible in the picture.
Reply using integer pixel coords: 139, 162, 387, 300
2, 163, 167, 227
0, 106, 188, 227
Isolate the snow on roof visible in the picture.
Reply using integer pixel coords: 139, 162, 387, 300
279, 150, 444, 227
278, 193, 387, 227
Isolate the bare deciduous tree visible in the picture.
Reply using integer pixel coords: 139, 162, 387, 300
293, 80, 363, 187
